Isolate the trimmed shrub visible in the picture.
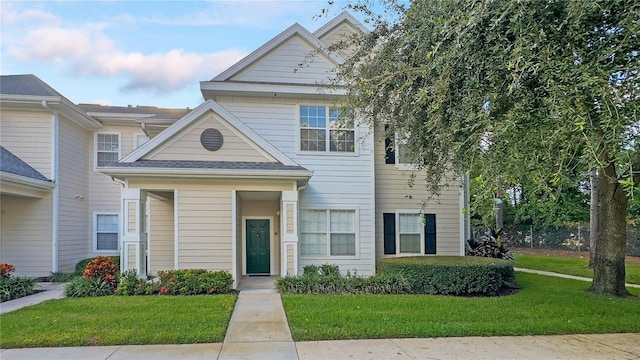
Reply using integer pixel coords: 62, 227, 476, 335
83, 256, 119, 285
75, 256, 120, 276
377, 256, 515, 296
156, 269, 233, 295
48, 272, 77, 283
64, 277, 115, 298
115, 270, 160, 296
0, 277, 36, 302
276, 273, 412, 294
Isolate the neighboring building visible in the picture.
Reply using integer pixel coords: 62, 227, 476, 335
0, 12, 469, 285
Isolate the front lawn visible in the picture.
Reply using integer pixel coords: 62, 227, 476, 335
0, 295, 236, 348
282, 273, 640, 341
514, 255, 640, 284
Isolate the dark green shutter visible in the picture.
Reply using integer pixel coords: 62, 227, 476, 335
383, 213, 396, 254
424, 214, 436, 254
384, 125, 395, 164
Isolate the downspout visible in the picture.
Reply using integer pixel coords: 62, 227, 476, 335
43, 100, 59, 272
140, 123, 151, 138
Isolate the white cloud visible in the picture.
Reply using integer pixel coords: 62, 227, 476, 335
0, 2, 61, 26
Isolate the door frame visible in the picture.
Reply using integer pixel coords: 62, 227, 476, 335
242, 216, 275, 275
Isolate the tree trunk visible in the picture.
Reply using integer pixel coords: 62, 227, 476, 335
589, 170, 598, 268
589, 160, 630, 296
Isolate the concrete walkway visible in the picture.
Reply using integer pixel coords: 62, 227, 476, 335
2, 273, 640, 359
515, 267, 640, 288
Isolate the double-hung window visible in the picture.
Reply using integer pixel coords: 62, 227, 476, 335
383, 211, 437, 255
300, 209, 357, 257
398, 213, 422, 253
95, 132, 121, 167
95, 213, 119, 252
300, 106, 354, 153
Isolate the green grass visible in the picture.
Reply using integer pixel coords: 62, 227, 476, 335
514, 255, 640, 284
0, 295, 237, 348
282, 273, 640, 341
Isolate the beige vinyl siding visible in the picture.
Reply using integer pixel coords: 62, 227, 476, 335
178, 189, 232, 271
317, 22, 359, 59
374, 127, 462, 259
231, 35, 336, 85
145, 113, 273, 162
57, 117, 91, 272
241, 200, 280, 275
148, 196, 174, 274
88, 124, 142, 256
287, 244, 295, 275
0, 109, 52, 178
0, 194, 54, 277
126, 243, 136, 270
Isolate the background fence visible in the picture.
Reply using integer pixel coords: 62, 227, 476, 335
472, 224, 640, 257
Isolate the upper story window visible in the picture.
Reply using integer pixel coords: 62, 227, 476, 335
300, 106, 354, 153
95, 132, 121, 167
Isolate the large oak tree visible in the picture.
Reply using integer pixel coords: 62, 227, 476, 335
336, 0, 638, 296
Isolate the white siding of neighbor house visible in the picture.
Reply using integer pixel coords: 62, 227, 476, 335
57, 116, 91, 272
373, 126, 463, 259
317, 22, 360, 59
148, 196, 174, 274
230, 35, 336, 85
88, 124, 143, 257
0, 194, 54, 277
216, 97, 376, 275
144, 113, 273, 162
0, 109, 52, 178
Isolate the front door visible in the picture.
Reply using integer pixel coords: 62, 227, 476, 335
246, 219, 270, 274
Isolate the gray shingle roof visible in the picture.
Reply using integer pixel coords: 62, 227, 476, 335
78, 104, 190, 120
0, 146, 51, 182
0, 74, 60, 97
108, 160, 308, 172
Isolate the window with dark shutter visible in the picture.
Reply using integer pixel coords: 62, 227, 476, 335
384, 125, 395, 164
424, 214, 436, 254
383, 213, 396, 254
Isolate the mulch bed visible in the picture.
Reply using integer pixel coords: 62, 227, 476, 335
512, 247, 640, 265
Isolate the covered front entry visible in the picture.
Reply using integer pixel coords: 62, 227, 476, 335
246, 219, 270, 274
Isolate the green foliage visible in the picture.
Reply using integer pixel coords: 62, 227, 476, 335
75, 256, 120, 276
0, 277, 36, 302
302, 263, 341, 277
64, 277, 115, 298
48, 272, 77, 283
377, 256, 515, 296
115, 270, 160, 296
466, 228, 514, 260
156, 269, 233, 295
276, 273, 412, 295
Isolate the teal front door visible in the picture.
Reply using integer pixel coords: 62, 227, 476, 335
246, 219, 270, 274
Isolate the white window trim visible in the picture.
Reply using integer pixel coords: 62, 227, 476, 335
94, 131, 121, 171
133, 133, 149, 149
297, 105, 359, 156
299, 208, 359, 260
395, 209, 424, 256
394, 134, 418, 171
93, 212, 120, 253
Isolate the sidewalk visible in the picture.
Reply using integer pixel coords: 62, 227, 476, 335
0, 282, 65, 314
1, 273, 639, 359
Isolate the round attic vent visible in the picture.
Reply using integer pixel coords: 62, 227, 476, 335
200, 128, 224, 151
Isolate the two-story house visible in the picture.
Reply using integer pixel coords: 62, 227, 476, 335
0, 12, 469, 286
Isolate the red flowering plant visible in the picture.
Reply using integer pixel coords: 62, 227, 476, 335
0, 263, 16, 279
83, 256, 119, 285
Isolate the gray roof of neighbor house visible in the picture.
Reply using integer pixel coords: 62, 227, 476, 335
0, 146, 51, 182
78, 104, 190, 121
107, 160, 308, 172
1, 74, 62, 97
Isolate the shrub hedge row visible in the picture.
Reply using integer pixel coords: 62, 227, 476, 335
276, 273, 412, 294
377, 256, 515, 296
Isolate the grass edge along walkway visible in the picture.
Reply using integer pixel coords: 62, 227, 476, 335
282, 272, 640, 341
514, 267, 640, 288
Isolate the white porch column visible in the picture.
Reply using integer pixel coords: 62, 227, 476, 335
281, 190, 299, 276
121, 188, 147, 278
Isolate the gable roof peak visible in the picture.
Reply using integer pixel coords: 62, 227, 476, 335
313, 11, 367, 38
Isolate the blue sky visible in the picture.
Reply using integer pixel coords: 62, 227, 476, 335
1, 1, 368, 109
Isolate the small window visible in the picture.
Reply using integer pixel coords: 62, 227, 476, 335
96, 133, 120, 167
95, 213, 119, 252
398, 213, 422, 253
300, 209, 357, 257
300, 106, 354, 153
